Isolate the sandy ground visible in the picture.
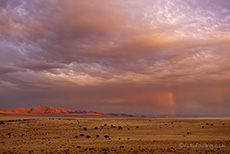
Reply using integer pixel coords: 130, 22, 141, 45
0, 116, 230, 154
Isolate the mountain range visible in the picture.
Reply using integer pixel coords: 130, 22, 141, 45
0, 106, 104, 115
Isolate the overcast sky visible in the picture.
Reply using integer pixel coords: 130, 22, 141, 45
0, 0, 230, 116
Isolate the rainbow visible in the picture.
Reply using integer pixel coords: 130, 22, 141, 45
168, 92, 175, 115
168, 92, 174, 106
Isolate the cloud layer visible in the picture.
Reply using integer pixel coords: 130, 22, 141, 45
0, 0, 230, 116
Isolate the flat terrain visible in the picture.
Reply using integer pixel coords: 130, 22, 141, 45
0, 116, 230, 154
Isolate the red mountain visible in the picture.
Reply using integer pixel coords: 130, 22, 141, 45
0, 106, 104, 115
0, 107, 31, 114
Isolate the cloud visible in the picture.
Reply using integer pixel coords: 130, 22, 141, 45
0, 0, 230, 115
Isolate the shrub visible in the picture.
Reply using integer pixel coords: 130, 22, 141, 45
104, 135, 109, 139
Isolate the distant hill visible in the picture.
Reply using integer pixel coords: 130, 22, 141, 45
0, 106, 104, 115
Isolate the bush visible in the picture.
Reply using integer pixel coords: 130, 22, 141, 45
104, 135, 109, 139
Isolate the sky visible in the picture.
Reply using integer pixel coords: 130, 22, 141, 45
0, 0, 230, 116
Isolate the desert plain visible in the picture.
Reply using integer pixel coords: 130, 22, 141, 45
0, 116, 230, 154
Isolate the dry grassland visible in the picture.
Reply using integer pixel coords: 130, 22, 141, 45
0, 116, 230, 153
